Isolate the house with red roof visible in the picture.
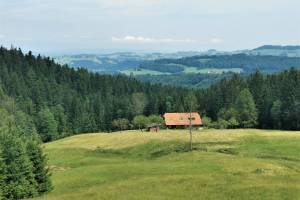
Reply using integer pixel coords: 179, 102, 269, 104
163, 112, 202, 128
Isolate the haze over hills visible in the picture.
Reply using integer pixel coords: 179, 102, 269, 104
54, 45, 300, 88
250, 45, 300, 57
55, 45, 300, 73
54, 51, 207, 73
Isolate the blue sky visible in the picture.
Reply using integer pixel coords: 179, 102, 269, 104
0, 0, 299, 54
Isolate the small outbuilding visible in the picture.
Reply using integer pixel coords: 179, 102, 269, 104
147, 123, 160, 132
164, 112, 202, 128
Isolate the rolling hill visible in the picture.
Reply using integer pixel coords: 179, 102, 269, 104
138, 54, 300, 74
54, 46, 300, 75
54, 46, 300, 88
33, 129, 300, 200
250, 45, 300, 57
54, 52, 203, 73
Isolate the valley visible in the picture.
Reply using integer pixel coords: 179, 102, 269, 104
54, 46, 300, 88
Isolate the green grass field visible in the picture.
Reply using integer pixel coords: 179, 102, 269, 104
33, 129, 300, 200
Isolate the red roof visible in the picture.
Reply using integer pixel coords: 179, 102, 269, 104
163, 113, 202, 126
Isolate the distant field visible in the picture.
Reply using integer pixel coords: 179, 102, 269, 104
121, 67, 243, 76
121, 69, 171, 75
34, 129, 300, 200
183, 67, 243, 74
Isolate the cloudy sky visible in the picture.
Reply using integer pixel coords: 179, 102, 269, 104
0, 0, 299, 54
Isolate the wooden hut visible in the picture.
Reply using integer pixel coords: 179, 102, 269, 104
147, 123, 160, 132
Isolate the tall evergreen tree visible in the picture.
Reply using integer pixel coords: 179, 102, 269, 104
184, 92, 198, 111
0, 131, 38, 199
36, 108, 58, 142
270, 100, 282, 129
26, 139, 52, 194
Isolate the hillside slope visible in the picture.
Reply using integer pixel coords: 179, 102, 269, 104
34, 129, 300, 200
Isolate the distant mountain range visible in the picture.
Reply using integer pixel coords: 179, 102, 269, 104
55, 45, 300, 73
54, 45, 300, 88
249, 45, 300, 57
253, 45, 300, 51
54, 51, 204, 73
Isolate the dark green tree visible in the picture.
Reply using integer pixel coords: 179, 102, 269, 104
0, 131, 38, 199
36, 108, 58, 142
235, 89, 258, 128
201, 116, 212, 128
270, 100, 282, 129
131, 93, 147, 116
26, 139, 52, 194
184, 92, 198, 112
165, 96, 174, 112
51, 105, 68, 137
217, 107, 239, 128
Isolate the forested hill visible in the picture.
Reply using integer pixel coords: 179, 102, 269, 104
0, 47, 299, 147
253, 45, 300, 51
0, 47, 193, 141
139, 54, 300, 74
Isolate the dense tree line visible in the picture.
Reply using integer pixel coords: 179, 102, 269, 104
135, 73, 234, 88
139, 62, 185, 73
197, 69, 300, 130
139, 54, 300, 73
0, 87, 51, 199
0, 47, 195, 141
0, 47, 299, 147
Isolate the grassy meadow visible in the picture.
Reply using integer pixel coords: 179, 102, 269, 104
33, 129, 300, 200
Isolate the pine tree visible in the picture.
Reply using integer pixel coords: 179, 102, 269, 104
26, 139, 52, 194
184, 92, 198, 112
131, 93, 147, 115
270, 100, 282, 129
50, 105, 68, 137
36, 108, 58, 142
0, 131, 38, 199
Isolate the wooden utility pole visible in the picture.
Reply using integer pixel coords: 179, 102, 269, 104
189, 101, 193, 151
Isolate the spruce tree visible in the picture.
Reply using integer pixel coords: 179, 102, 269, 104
26, 139, 52, 194
270, 100, 282, 129
0, 131, 38, 199
36, 108, 58, 142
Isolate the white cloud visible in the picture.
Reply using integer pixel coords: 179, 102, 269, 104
112, 36, 196, 43
0, 34, 5, 39
210, 38, 224, 44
